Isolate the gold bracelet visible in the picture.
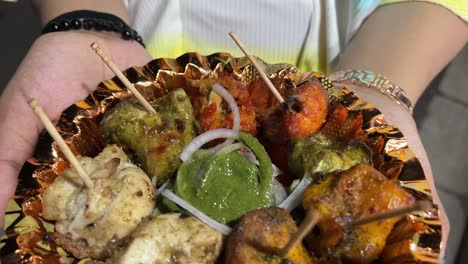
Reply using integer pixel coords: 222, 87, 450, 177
329, 70, 413, 114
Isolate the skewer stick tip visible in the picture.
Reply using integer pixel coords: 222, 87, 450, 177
228, 32, 285, 103
90, 42, 99, 50
28, 98, 94, 189
89, 41, 156, 114
28, 98, 37, 108
90, 42, 111, 64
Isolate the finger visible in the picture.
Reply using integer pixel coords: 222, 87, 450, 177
0, 160, 20, 228
0, 91, 43, 228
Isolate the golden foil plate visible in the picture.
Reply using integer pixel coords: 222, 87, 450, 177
0, 53, 441, 263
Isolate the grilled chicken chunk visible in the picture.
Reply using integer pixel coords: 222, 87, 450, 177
42, 145, 156, 260
110, 213, 223, 264
262, 78, 328, 144
226, 207, 317, 264
302, 164, 415, 263
101, 89, 196, 185
288, 132, 371, 177
187, 77, 258, 136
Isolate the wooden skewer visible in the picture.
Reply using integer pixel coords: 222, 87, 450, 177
228, 32, 285, 103
279, 200, 430, 258
28, 99, 94, 189
353, 200, 433, 227
280, 208, 321, 258
90, 42, 156, 114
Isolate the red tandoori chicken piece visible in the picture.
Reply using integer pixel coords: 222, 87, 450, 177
320, 102, 365, 142
247, 77, 290, 118
262, 78, 328, 144
187, 76, 257, 135
282, 78, 329, 140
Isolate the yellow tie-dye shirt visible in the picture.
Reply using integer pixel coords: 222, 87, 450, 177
125, 0, 467, 74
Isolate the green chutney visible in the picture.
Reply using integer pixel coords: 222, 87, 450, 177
176, 133, 274, 224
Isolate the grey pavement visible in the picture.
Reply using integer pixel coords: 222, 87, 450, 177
1, 1, 467, 263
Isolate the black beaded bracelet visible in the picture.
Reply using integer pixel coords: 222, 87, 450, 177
41, 10, 144, 47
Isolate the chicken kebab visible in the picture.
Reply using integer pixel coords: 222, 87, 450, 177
210, 74, 419, 263
219, 103, 413, 263
38, 63, 421, 264
302, 164, 415, 264
226, 207, 317, 264
222, 164, 417, 264
40, 80, 277, 263
49, 72, 328, 261
42, 145, 155, 260
40, 88, 227, 262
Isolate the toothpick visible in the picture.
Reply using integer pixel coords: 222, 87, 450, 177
90, 42, 156, 114
280, 208, 321, 257
28, 99, 94, 189
228, 32, 285, 103
353, 200, 432, 227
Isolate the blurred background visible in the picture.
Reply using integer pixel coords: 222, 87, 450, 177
0, 1, 467, 263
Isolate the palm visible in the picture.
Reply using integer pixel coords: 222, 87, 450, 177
0, 31, 152, 226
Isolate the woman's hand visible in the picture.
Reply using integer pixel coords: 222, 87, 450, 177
334, 83, 450, 257
332, 2, 466, 258
0, 31, 152, 227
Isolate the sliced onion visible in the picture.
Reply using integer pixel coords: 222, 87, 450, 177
180, 128, 240, 162
271, 178, 288, 206
206, 83, 241, 152
151, 176, 158, 188
240, 149, 282, 177
214, 142, 244, 156
213, 83, 240, 132
155, 180, 170, 196
278, 174, 312, 212
161, 189, 232, 235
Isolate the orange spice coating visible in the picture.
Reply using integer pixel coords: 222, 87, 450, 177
282, 78, 328, 140
187, 77, 257, 136
302, 164, 415, 263
225, 207, 317, 264
262, 78, 328, 145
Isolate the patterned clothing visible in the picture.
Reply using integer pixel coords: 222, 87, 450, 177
125, 0, 466, 74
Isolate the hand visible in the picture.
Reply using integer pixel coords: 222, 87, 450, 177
337, 83, 450, 258
0, 31, 152, 227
